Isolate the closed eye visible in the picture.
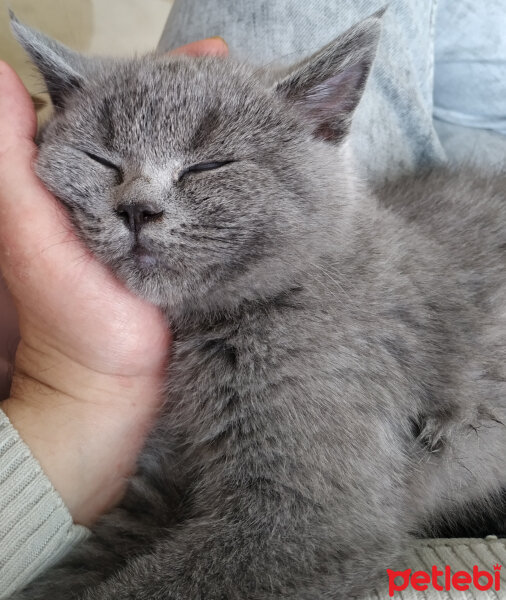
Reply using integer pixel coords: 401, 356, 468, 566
178, 160, 234, 180
83, 150, 123, 182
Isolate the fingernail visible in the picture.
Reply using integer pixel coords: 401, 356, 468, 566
209, 36, 228, 48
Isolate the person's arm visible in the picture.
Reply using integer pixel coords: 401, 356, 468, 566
0, 36, 228, 597
0, 409, 89, 599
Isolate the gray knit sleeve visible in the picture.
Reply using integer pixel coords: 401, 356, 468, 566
0, 408, 89, 599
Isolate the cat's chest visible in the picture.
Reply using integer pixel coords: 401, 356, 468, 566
159, 306, 320, 432
165, 321, 282, 406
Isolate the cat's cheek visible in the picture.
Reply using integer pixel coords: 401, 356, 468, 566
36, 147, 113, 209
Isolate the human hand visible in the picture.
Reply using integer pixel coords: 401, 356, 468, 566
0, 37, 228, 526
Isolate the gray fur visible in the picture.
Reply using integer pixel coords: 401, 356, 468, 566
10, 11, 506, 600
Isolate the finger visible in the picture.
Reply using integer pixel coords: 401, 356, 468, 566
0, 61, 37, 147
0, 62, 87, 285
169, 37, 228, 58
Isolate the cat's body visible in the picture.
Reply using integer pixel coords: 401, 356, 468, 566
9, 11, 506, 600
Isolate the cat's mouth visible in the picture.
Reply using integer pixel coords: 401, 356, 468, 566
132, 242, 159, 269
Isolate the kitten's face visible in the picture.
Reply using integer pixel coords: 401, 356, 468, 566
36, 58, 320, 310
13, 12, 382, 315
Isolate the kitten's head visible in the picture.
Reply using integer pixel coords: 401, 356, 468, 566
11, 11, 382, 317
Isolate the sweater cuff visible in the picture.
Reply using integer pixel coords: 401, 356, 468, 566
0, 408, 90, 598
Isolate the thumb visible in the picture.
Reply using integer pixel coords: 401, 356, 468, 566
0, 60, 37, 144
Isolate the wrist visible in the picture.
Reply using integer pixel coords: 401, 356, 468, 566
2, 343, 164, 526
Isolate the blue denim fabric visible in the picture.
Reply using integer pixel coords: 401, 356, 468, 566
158, 1, 506, 179
433, 0, 506, 170
434, 0, 506, 135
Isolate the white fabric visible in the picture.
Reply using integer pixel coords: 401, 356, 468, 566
367, 537, 506, 599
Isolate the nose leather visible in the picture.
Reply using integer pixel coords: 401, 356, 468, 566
116, 202, 164, 233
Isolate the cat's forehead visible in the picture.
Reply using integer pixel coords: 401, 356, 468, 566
100, 56, 255, 110
73, 57, 281, 158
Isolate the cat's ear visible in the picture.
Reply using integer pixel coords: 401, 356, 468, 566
10, 10, 91, 108
273, 10, 384, 142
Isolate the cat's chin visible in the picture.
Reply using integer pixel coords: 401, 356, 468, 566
108, 257, 186, 315
123, 273, 176, 311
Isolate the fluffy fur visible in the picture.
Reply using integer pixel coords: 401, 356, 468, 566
9, 11, 506, 599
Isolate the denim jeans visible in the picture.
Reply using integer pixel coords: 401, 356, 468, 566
158, 0, 506, 181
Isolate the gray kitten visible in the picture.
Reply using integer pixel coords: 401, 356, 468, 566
10, 10, 506, 600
